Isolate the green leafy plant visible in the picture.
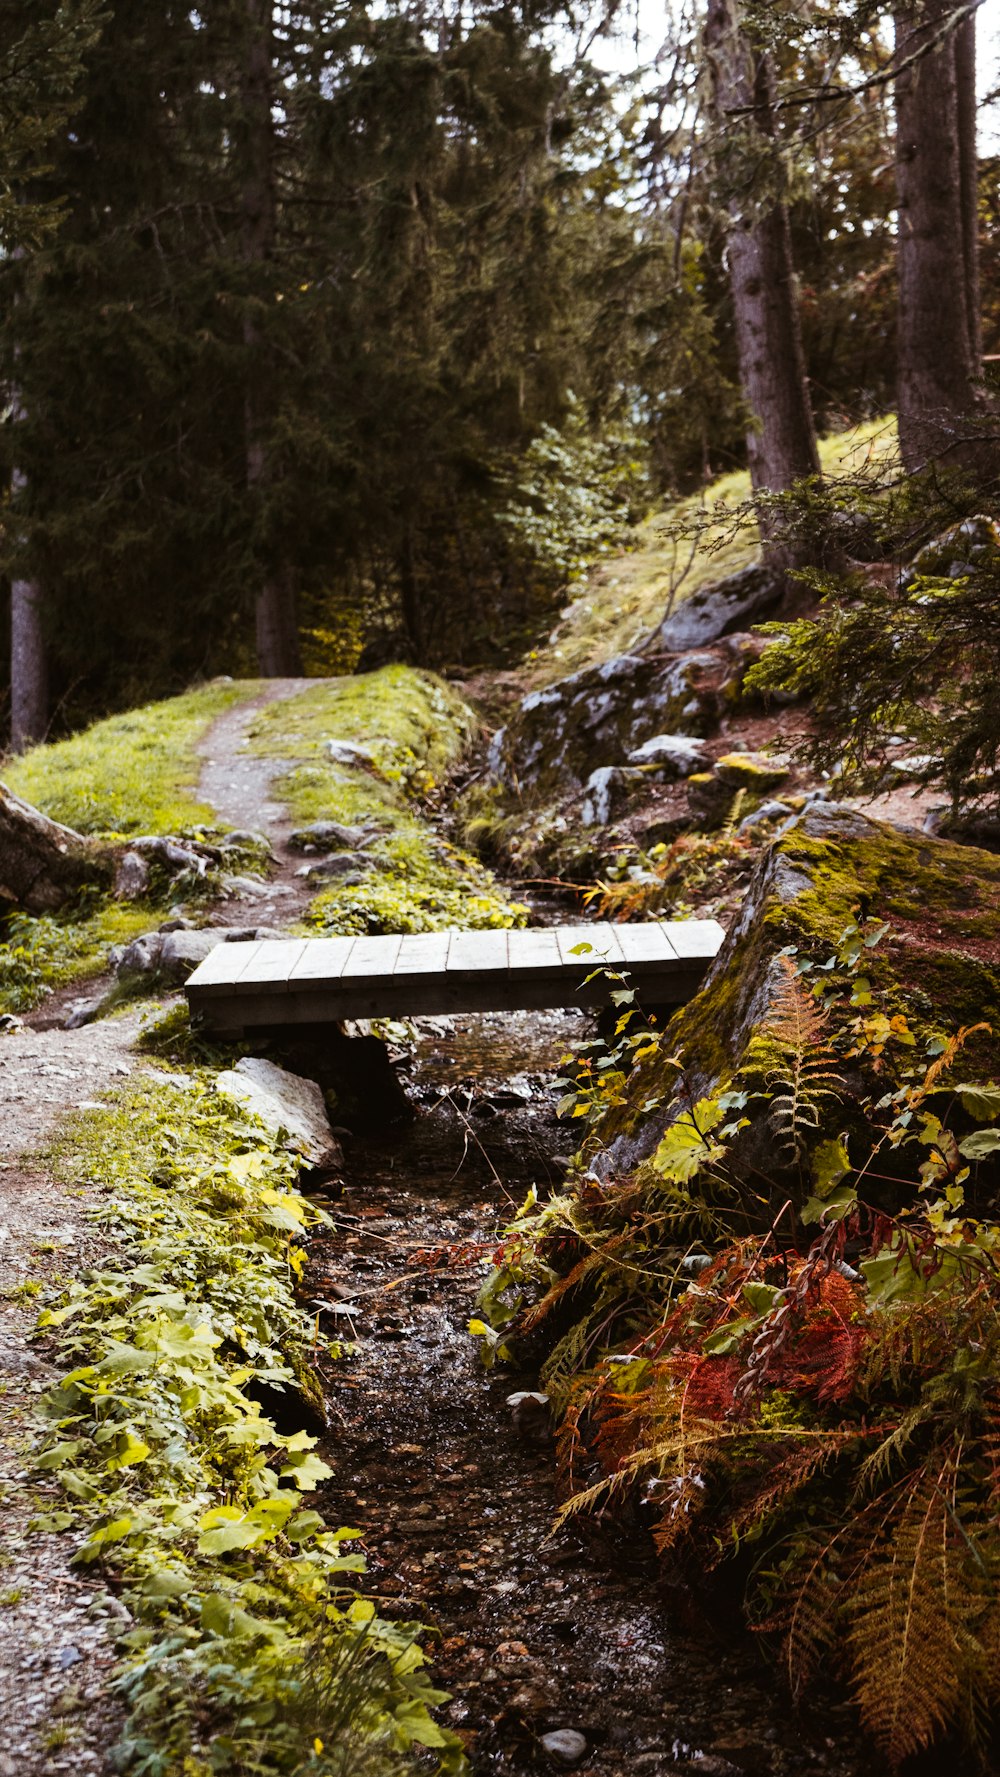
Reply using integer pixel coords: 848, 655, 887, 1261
32, 1078, 462, 1777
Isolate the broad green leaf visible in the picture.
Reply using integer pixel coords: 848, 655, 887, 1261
958, 1129, 1000, 1160
811, 1136, 851, 1195
956, 1084, 1000, 1121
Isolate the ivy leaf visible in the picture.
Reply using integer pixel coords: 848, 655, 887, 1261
811, 1136, 851, 1196
76, 1515, 134, 1563
280, 1450, 334, 1489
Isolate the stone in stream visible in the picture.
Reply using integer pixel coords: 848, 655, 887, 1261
214, 1057, 342, 1167
540, 1729, 588, 1767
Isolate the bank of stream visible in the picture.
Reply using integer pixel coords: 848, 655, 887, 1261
304, 1006, 875, 1777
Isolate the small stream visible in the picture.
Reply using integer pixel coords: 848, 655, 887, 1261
305, 1008, 875, 1777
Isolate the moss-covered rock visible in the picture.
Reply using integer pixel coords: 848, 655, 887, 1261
598, 803, 1000, 1183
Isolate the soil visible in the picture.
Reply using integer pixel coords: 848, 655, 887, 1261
306, 1013, 875, 1777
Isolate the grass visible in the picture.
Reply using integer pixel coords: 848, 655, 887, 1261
528, 417, 898, 684
2, 679, 257, 836
0, 903, 157, 1015
248, 667, 524, 935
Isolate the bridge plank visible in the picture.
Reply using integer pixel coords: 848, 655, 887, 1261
554, 923, 626, 969
187, 940, 257, 996
507, 928, 564, 979
234, 938, 309, 993
289, 936, 357, 984
393, 931, 451, 976
617, 923, 680, 966
446, 929, 509, 976
186, 919, 725, 1032
661, 918, 726, 961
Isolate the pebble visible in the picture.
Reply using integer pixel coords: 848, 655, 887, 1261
541, 1728, 589, 1766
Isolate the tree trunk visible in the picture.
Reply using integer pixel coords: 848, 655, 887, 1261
894, 0, 981, 471
704, 0, 820, 532
10, 569, 47, 752
954, 11, 982, 368
241, 0, 301, 677
0, 781, 114, 912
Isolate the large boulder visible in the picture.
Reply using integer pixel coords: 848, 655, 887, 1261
214, 1057, 341, 1167
595, 803, 1000, 1184
655, 562, 782, 651
490, 649, 725, 799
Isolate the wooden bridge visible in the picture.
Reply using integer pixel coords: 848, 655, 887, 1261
185, 920, 725, 1034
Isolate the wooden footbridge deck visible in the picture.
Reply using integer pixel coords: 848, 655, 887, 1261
186, 920, 725, 1034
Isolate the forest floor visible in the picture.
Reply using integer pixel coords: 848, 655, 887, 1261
0, 682, 879, 1776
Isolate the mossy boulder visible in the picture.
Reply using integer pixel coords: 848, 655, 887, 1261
596, 802, 1000, 1191
489, 647, 727, 800
714, 750, 789, 791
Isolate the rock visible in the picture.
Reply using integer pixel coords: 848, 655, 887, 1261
218, 828, 273, 855
714, 750, 790, 791
490, 648, 728, 799
219, 873, 272, 899
325, 739, 380, 771
288, 820, 372, 852
540, 1729, 588, 1767
581, 766, 651, 828
887, 753, 942, 784
115, 932, 165, 978
685, 772, 733, 827
214, 1057, 342, 1166
507, 1391, 551, 1438
113, 849, 150, 900
295, 853, 372, 881
656, 562, 782, 651
627, 734, 710, 775
159, 930, 222, 984
159, 915, 195, 932
901, 513, 1000, 589
738, 798, 793, 832
0, 1014, 23, 1034
63, 996, 108, 1030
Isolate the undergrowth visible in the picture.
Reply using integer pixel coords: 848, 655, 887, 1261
0, 903, 155, 1014
481, 916, 1000, 1768
32, 1076, 461, 1777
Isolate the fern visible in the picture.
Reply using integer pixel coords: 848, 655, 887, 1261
847, 1457, 965, 1767
765, 957, 844, 1166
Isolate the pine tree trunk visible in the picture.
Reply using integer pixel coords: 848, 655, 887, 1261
704, 0, 820, 529
10, 570, 47, 752
241, 0, 301, 677
894, 0, 980, 471
954, 12, 982, 367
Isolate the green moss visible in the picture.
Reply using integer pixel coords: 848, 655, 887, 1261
715, 753, 789, 791
528, 419, 898, 685
246, 665, 477, 783
0, 903, 155, 1014
4, 680, 253, 836
247, 669, 523, 935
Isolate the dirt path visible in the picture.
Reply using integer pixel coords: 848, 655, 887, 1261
0, 680, 315, 1774
0, 1011, 152, 1777
196, 677, 319, 921
307, 1015, 873, 1777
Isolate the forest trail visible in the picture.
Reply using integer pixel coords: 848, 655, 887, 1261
0, 683, 876, 1777
196, 676, 318, 920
